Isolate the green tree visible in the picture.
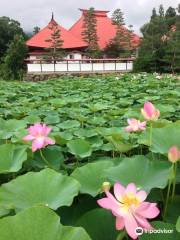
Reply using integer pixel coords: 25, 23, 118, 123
45, 20, 64, 60
0, 17, 25, 61
162, 8, 180, 73
159, 4, 165, 17
151, 8, 157, 20
134, 5, 169, 72
1, 35, 27, 80
105, 9, 133, 57
82, 7, 101, 58
112, 8, 125, 25
165, 7, 176, 28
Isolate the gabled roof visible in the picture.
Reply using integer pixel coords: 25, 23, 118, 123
69, 9, 140, 50
26, 18, 87, 49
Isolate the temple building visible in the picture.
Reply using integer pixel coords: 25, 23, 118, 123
26, 9, 140, 60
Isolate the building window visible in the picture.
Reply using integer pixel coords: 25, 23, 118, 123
69, 54, 74, 59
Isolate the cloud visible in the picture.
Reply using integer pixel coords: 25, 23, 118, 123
0, 0, 179, 34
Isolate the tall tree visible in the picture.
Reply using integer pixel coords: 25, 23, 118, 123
112, 8, 125, 25
105, 8, 133, 57
165, 7, 176, 28
81, 7, 100, 58
45, 20, 64, 60
159, 4, 165, 17
151, 8, 157, 20
0, 17, 25, 61
1, 35, 27, 80
162, 8, 180, 73
134, 6, 167, 72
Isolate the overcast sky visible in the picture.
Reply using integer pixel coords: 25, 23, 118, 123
0, 0, 179, 34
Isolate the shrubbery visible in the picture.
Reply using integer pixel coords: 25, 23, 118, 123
0, 17, 27, 80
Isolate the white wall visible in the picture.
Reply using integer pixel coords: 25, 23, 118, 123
27, 61, 133, 73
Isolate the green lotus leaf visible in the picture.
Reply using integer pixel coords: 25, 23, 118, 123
0, 119, 27, 139
49, 98, 67, 107
73, 128, 98, 138
67, 139, 92, 158
0, 206, 91, 240
106, 136, 134, 152
44, 115, 60, 124
0, 206, 10, 218
165, 197, 180, 225
76, 208, 118, 240
176, 216, 180, 233
106, 155, 171, 192
71, 161, 114, 196
23, 115, 41, 124
150, 123, 180, 153
58, 120, 80, 129
0, 169, 80, 212
139, 221, 179, 240
33, 146, 64, 170
0, 144, 27, 173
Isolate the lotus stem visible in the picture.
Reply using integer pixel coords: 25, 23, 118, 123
40, 149, 51, 168
149, 122, 155, 160
116, 230, 126, 240
163, 179, 171, 219
171, 162, 177, 201
149, 122, 153, 147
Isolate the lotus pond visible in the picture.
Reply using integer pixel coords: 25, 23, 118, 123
0, 73, 179, 240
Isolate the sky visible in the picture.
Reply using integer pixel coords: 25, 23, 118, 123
0, 0, 179, 35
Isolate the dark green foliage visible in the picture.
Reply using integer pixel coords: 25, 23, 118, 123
104, 40, 126, 58
82, 7, 101, 58
105, 9, 133, 58
0, 17, 25, 61
165, 7, 177, 28
151, 8, 157, 20
162, 15, 180, 73
159, 4, 165, 17
134, 4, 180, 73
112, 8, 124, 25
0, 35, 27, 80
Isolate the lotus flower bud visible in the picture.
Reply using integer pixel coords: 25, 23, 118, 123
102, 182, 111, 192
168, 146, 180, 163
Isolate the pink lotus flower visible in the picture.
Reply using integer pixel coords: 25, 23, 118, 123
97, 182, 160, 239
168, 146, 180, 163
141, 102, 160, 121
23, 123, 55, 152
125, 118, 146, 132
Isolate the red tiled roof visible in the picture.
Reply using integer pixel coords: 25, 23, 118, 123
69, 9, 140, 50
26, 19, 88, 49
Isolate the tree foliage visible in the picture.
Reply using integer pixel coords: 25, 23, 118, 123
45, 21, 64, 59
162, 12, 180, 73
112, 9, 125, 25
134, 4, 180, 73
82, 7, 101, 58
104, 9, 134, 58
0, 35, 27, 80
0, 17, 25, 61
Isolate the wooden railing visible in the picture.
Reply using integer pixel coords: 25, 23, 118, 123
25, 58, 135, 73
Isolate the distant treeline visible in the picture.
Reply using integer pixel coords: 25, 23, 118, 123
134, 4, 180, 73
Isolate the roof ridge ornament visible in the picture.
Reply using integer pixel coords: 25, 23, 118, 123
51, 12, 54, 21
